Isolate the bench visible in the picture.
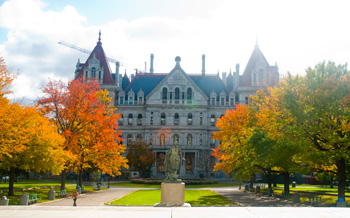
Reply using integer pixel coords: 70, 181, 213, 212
306, 195, 322, 207
57, 190, 67, 198
28, 194, 41, 204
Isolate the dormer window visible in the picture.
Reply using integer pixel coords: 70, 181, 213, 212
98, 71, 101, 80
137, 90, 144, 105
129, 97, 133, 105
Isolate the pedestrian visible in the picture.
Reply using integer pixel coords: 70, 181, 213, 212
72, 189, 78, 206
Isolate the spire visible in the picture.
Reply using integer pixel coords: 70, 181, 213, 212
97, 30, 102, 45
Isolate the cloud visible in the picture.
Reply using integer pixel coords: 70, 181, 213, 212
1, 0, 350, 103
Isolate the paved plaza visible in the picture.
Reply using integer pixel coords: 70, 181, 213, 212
0, 187, 349, 218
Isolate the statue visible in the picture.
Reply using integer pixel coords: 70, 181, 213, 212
164, 141, 185, 182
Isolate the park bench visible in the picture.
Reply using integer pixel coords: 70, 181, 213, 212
57, 190, 67, 198
28, 194, 41, 204
306, 195, 322, 207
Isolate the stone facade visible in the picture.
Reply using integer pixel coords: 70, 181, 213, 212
74, 35, 279, 179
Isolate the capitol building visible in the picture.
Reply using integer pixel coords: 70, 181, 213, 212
74, 34, 279, 179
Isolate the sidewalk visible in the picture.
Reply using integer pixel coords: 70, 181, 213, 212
1, 206, 349, 218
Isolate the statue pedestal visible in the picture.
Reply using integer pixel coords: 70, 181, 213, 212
154, 182, 190, 207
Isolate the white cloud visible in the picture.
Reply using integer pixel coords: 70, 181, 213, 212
1, 0, 350, 103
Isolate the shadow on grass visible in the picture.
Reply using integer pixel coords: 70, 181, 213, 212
187, 194, 236, 206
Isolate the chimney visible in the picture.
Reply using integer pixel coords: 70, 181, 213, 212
222, 72, 227, 86
233, 63, 240, 90
201, 54, 205, 75
150, 54, 154, 74
131, 73, 135, 81
115, 61, 120, 87
118, 74, 122, 87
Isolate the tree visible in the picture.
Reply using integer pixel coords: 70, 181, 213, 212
0, 57, 66, 196
127, 141, 156, 178
38, 78, 128, 188
212, 104, 258, 182
280, 62, 350, 199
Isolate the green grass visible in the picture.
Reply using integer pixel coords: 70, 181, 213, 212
274, 185, 350, 195
111, 182, 238, 189
108, 189, 236, 206
0, 179, 73, 190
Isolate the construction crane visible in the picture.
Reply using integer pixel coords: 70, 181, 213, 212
58, 41, 122, 65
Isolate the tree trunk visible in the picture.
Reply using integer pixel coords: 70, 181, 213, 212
60, 169, 66, 191
273, 174, 278, 187
283, 172, 290, 195
267, 168, 272, 188
79, 170, 83, 187
8, 167, 15, 196
336, 158, 346, 199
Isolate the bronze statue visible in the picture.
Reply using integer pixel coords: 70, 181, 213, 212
164, 141, 185, 181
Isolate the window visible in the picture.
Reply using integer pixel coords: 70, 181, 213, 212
187, 134, 192, 146
174, 134, 179, 144
119, 97, 124, 105
211, 98, 215, 106
174, 113, 179, 125
137, 114, 142, 126
119, 114, 123, 126
129, 97, 133, 105
128, 114, 133, 125
187, 88, 192, 103
162, 87, 168, 100
98, 71, 101, 80
85, 71, 88, 78
161, 113, 166, 125
221, 98, 224, 106
211, 114, 216, 126
230, 98, 234, 106
91, 67, 96, 78
175, 88, 180, 100
200, 117, 203, 125
137, 134, 142, 142
150, 117, 153, 125
160, 134, 165, 146
138, 97, 143, 105
245, 97, 249, 105
127, 134, 133, 145
188, 113, 192, 125
149, 134, 153, 145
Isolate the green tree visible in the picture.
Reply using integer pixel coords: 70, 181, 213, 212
281, 61, 350, 199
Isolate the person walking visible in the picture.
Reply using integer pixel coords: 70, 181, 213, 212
72, 189, 78, 206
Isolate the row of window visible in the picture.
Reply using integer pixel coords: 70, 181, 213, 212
126, 133, 207, 147
162, 87, 192, 100
85, 67, 102, 80
120, 113, 219, 126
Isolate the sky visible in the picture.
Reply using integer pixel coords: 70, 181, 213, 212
1, 0, 350, 104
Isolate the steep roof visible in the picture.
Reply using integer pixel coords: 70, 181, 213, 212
190, 75, 229, 97
76, 34, 115, 85
240, 44, 269, 86
124, 73, 167, 97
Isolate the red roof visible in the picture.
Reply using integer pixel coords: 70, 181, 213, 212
76, 39, 115, 85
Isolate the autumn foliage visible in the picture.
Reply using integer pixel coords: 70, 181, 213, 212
38, 77, 128, 188
127, 141, 156, 177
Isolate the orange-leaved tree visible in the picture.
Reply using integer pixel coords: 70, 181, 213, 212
212, 104, 257, 182
38, 78, 128, 188
127, 141, 156, 178
0, 57, 66, 196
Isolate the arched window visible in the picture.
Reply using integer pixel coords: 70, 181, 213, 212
137, 134, 142, 142
187, 88, 192, 100
188, 113, 192, 125
137, 114, 142, 126
91, 67, 96, 78
162, 87, 168, 100
187, 134, 192, 146
211, 114, 216, 126
128, 114, 133, 125
161, 113, 166, 125
160, 134, 165, 146
174, 113, 179, 125
98, 71, 101, 80
127, 134, 133, 145
175, 87, 180, 99
174, 134, 179, 144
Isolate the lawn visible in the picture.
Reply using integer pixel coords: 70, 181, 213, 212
110, 182, 238, 189
108, 189, 236, 206
0, 179, 74, 190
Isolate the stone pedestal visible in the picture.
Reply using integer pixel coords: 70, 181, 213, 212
48, 188, 55, 200
154, 182, 190, 207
